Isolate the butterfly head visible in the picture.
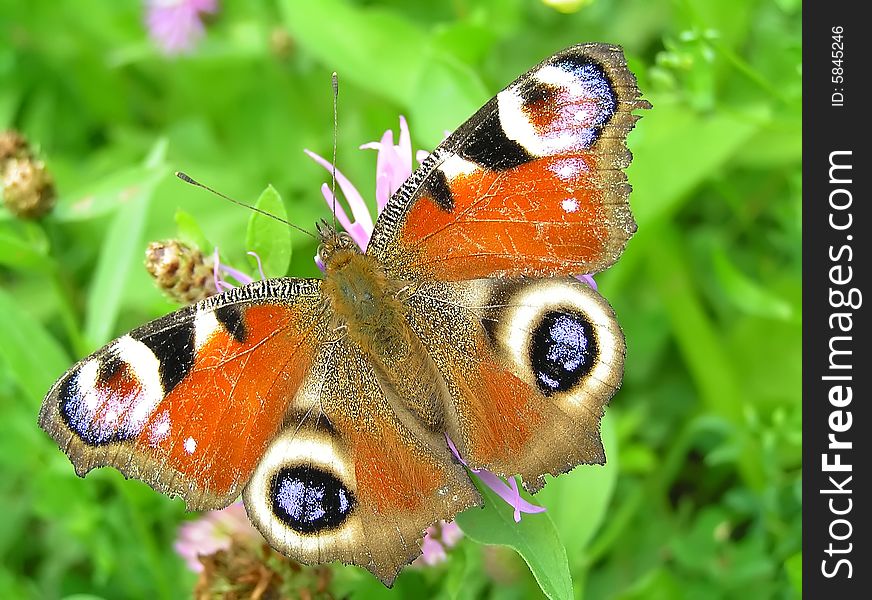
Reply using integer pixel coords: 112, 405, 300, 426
316, 220, 361, 269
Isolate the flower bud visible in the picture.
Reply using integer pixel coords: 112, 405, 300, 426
0, 130, 30, 161
145, 240, 217, 304
1, 156, 57, 219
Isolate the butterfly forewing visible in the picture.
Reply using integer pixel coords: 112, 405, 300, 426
367, 43, 650, 281
39, 279, 326, 510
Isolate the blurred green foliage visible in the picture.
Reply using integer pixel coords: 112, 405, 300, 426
1, 0, 800, 598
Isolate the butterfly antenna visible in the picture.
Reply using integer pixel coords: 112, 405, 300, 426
175, 172, 317, 240
330, 71, 339, 232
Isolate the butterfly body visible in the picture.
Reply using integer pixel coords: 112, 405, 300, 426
39, 43, 649, 585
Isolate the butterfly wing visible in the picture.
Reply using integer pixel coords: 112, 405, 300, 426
366, 43, 649, 281
405, 276, 624, 492
41, 275, 480, 583
242, 336, 480, 585
39, 279, 326, 510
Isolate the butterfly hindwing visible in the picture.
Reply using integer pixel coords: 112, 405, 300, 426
39, 279, 326, 510
243, 336, 480, 585
367, 43, 650, 281
405, 276, 624, 492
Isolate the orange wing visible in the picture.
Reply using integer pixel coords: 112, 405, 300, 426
405, 277, 625, 492
243, 336, 480, 585
367, 43, 649, 280
39, 279, 325, 510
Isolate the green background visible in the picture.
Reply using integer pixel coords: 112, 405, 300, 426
0, 0, 801, 598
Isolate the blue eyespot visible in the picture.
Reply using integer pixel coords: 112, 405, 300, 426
270, 466, 354, 534
530, 310, 597, 395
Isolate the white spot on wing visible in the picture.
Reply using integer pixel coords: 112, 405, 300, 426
550, 157, 589, 180
535, 64, 578, 89
149, 410, 171, 446
194, 307, 221, 351
562, 198, 579, 213
114, 336, 163, 430
184, 436, 197, 454
438, 154, 479, 180
76, 360, 101, 412
61, 338, 163, 443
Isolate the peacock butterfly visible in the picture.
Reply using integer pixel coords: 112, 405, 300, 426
39, 43, 649, 585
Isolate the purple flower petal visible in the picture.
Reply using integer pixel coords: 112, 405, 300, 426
174, 502, 259, 572
304, 149, 374, 249
362, 129, 396, 210
440, 520, 463, 547
445, 436, 546, 523
314, 253, 326, 273
577, 273, 598, 291
317, 183, 371, 250
419, 528, 447, 565
211, 247, 255, 292
397, 116, 413, 176
360, 118, 415, 210
145, 0, 218, 55
246, 251, 266, 281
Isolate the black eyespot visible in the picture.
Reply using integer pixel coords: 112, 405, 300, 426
530, 310, 597, 396
270, 466, 355, 534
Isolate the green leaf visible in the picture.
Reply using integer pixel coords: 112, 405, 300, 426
0, 288, 71, 405
456, 479, 572, 600
629, 99, 758, 226
645, 224, 766, 490
408, 51, 489, 147
614, 567, 684, 600
51, 164, 156, 222
279, 0, 428, 107
711, 247, 794, 320
245, 185, 291, 278
84, 146, 166, 348
536, 414, 618, 560
0, 221, 53, 274
279, 0, 489, 145
784, 552, 802, 595
174, 208, 211, 254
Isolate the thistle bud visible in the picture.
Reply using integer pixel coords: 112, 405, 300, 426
194, 540, 335, 600
0, 130, 30, 161
145, 240, 217, 304
1, 156, 57, 219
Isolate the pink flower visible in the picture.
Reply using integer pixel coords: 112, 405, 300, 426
174, 502, 260, 572
212, 248, 261, 292
415, 521, 464, 567
305, 116, 414, 252
145, 0, 218, 55
578, 273, 597, 290
446, 436, 546, 523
